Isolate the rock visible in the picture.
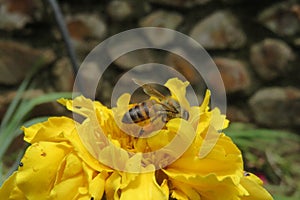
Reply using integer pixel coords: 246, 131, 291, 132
294, 38, 300, 47
52, 57, 74, 92
213, 57, 252, 94
0, 40, 55, 85
113, 49, 157, 70
107, 34, 159, 70
139, 10, 183, 46
73, 60, 99, 97
139, 10, 183, 29
66, 13, 106, 41
165, 50, 208, 106
250, 38, 295, 80
249, 87, 300, 127
291, 4, 300, 20
165, 51, 204, 85
226, 106, 250, 123
65, 13, 107, 59
258, 1, 300, 36
165, 51, 196, 82
189, 11, 247, 49
107, 0, 150, 21
221, 0, 246, 3
0, 0, 42, 31
149, 0, 211, 8
107, 0, 133, 21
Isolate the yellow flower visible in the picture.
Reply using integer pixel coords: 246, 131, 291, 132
0, 78, 273, 200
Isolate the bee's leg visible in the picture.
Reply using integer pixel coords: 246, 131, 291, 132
138, 128, 145, 137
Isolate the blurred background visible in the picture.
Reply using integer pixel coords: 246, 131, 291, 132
0, 0, 299, 199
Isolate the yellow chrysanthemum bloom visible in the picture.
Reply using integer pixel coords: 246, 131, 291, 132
0, 78, 273, 200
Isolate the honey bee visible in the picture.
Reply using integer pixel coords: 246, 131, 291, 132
122, 79, 189, 135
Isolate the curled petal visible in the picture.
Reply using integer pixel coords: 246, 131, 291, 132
88, 171, 108, 200
49, 175, 85, 199
165, 78, 190, 111
58, 96, 111, 119
199, 90, 211, 113
55, 153, 83, 184
67, 124, 112, 172
240, 173, 273, 200
171, 181, 200, 200
168, 131, 243, 177
165, 170, 246, 200
0, 172, 26, 199
97, 144, 129, 172
146, 118, 195, 153
105, 171, 122, 200
22, 117, 75, 144
120, 165, 169, 200
209, 108, 229, 131
16, 141, 71, 199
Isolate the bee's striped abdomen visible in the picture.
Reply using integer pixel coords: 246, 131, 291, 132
122, 102, 150, 123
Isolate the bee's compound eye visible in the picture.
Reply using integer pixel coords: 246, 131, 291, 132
182, 110, 189, 120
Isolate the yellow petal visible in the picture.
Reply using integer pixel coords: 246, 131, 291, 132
16, 141, 70, 199
160, 179, 169, 198
23, 114, 111, 173
67, 128, 112, 172
171, 189, 189, 200
97, 143, 130, 171
22, 117, 75, 144
88, 171, 108, 200
47, 153, 89, 200
55, 153, 83, 184
171, 180, 200, 200
105, 171, 122, 200
168, 130, 243, 177
49, 175, 84, 200
164, 78, 190, 110
77, 196, 92, 200
164, 127, 245, 199
120, 165, 168, 200
124, 153, 143, 173
210, 108, 229, 131
145, 130, 171, 151
58, 96, 98, 118
240, 173, 273, 200
146, 118, 195, 153
0, 172, 26, 199
59, 96, 113, 124
199, 90, 211, 112
165, 170, 243, 200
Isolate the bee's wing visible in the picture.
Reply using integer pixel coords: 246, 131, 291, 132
133, 79, 166, 100
133, 79, 178, 113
